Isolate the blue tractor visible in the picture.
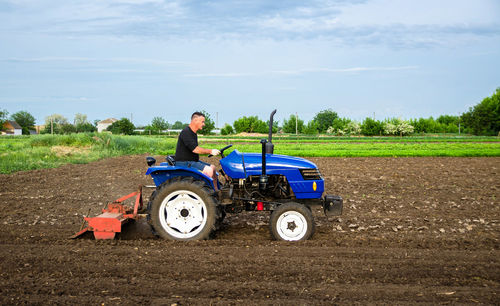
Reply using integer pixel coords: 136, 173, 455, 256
145, 110, 343, 241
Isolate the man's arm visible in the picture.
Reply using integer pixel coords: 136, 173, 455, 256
193, 146, 220, 156
193, 146, 211, 154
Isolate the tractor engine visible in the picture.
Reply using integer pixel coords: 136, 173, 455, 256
229, 174, 292, 202
222, 174, 292, 213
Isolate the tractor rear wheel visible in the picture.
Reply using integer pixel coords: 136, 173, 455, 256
269, 202, 315, 241
149, 176, 218, 241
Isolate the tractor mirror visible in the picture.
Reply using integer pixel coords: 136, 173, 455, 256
146, 156, 156, 167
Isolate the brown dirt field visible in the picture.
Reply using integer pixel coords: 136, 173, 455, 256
0, 156, 498, 305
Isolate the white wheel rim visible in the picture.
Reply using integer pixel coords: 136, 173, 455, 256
159, 190, 207, 239
276, 211, 308, 241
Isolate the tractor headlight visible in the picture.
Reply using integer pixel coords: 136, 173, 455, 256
300, 168, 323, 180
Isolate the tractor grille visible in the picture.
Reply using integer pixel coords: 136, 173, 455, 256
300, 168, 323, 180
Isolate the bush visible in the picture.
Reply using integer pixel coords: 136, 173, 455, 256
107, 118, 135, 135
199, 110, 215, 135
233, 116, 268, 133
41, 124, 57, 134
445, 123, 459, 133
76, 122, 96, 133
437, 115, 459, 126
397, 120, 414, 136
171, 121, 187, 130
361, 117, 383, 136
462, 88, 500, 135
282, 114, 304, 134
331, 117, 351, 132
383, 119, 414, 136
410, 118, 431, 134
150, 117, 169, 134
303, 120, 319, 135
383, 122, 397, 135
336, 129, 345, 136
345, 121, 361, 135
30, 133, 95, 147
60, 123, 77, 134
313, 109, 339, 133
221, 124, 234, 135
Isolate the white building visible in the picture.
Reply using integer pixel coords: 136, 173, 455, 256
97, 118, 118, 133
1, 121, 22, 135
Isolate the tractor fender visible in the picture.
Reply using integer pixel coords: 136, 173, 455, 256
146, 166, 214, 190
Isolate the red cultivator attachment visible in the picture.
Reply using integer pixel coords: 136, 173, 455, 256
72, 186, 144, 240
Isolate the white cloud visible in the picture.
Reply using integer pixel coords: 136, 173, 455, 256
251, 0, 500, 47
2, 0, 498, 47
258, 14, 339, 33
0, 0, 185, 35
0, 95, 93, 102
1, 56, 191, 66
337, 0, 500, 26
2, 57, 94, 62
184, 65, 418, 77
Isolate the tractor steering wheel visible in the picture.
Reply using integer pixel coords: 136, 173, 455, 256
209, 144, 233, 158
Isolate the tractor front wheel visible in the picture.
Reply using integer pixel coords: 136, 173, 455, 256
149, 177, 218, 241
269, 202, 315, 241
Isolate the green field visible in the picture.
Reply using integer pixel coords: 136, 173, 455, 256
201, 134, 500, 143
0, 133, 499, 174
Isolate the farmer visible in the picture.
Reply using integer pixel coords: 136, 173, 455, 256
175, 111, 220, 190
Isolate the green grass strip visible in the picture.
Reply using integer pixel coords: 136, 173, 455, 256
0, 134, 498, 174
228, 142, 500, 157
200, 135, 500, 143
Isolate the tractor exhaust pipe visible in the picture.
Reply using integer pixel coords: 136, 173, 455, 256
266, 109, 277, 154
260, 109, 276, 191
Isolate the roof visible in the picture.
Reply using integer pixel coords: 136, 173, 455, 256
98, 118, 118, 124
6, 120, 22, 129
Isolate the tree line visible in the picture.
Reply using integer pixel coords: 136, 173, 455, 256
1, 88, 499, 136
223, 88, 499, 136
0, 109, 214, 136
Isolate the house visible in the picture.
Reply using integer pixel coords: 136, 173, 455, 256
1, 120, 22, 135
97, 118, 118, 133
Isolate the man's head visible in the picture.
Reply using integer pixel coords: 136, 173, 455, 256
189, 112, 205, 132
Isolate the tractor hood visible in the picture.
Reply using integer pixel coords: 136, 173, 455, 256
220, 149, 317, 179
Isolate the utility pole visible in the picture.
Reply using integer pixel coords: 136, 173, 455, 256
295, 112, 298, 135
50, 117, 53, 135
458, 112, 461, 135
216, 112, 219, 129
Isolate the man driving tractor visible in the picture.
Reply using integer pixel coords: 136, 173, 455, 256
174, 112, 220, 190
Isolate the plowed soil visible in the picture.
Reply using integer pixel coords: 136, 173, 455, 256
0, 156, 498, 305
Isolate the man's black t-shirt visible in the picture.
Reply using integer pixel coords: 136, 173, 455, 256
175, 126, 199, 161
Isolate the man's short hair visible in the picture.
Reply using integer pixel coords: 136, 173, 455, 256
191, 112, 205, 120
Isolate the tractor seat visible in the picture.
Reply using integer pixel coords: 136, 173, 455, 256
166, 155, 175, 166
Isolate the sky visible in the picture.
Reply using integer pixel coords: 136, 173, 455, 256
1, 0, 499, 127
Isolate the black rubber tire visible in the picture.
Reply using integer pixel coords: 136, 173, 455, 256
149, 176, 219, 241
269, 202, 315, 241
